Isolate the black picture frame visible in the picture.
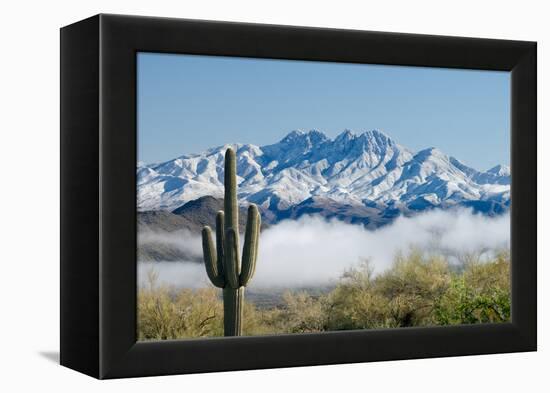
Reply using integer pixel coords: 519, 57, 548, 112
60, 14, 537, 379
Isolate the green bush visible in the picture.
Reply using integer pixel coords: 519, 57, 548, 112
433, 251, 510, 324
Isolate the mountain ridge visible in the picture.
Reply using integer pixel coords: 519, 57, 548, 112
137, 129, 510, 217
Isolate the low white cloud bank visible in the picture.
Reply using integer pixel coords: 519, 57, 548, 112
138, 229, 203, 258
138, 209, 510, 289
253, 209, 509, 288
139, 261, 211, 289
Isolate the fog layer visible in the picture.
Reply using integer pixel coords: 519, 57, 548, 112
138, 209, 510, 289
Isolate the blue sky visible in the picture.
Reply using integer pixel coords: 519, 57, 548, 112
138, 52, 510, 171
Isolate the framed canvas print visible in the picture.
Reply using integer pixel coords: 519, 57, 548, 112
60, 14, 537, 379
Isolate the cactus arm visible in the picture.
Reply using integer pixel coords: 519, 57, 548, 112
224, 227, 241, 289
240, 204, 260, 286
201, 226, 225, 288
254, 212, 261, 263
251, 209, 261, 276
215, 210, 225, 277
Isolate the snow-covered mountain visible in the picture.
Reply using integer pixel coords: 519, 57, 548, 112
137, 129, 510, 220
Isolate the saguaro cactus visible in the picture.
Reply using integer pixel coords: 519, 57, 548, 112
201, 148, 261, 336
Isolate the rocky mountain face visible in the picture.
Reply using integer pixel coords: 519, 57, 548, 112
138, 196, 270, 261
138, 129, 510, 227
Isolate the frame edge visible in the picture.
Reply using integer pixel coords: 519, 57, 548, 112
60, 15, 101, 379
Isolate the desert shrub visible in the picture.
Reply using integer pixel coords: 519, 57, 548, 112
326, 262, 390, 330
241, 301, 281, 336
433, 250, 510, 325
326, 252, 452, 330
374, 250, 452, 327
277, 291, 328, 333
137, 270, 223, 340
138, 269, 279, 339
239, 291, 328, 335
463, 249, 510, 292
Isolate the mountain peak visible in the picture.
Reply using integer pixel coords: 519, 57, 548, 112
335, 129, 355, 143
486, 164, 510, 176
307, 129, 328, 140
358, 129, 395, 146
361, 128, 390, 138
280, 129, 328, 144
281, 129, 304, 141
414, 147, 447, 161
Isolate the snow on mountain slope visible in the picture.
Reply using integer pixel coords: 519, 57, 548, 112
137, 129, 510, 215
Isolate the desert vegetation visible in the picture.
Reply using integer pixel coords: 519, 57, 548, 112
137, 248, 510, 340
